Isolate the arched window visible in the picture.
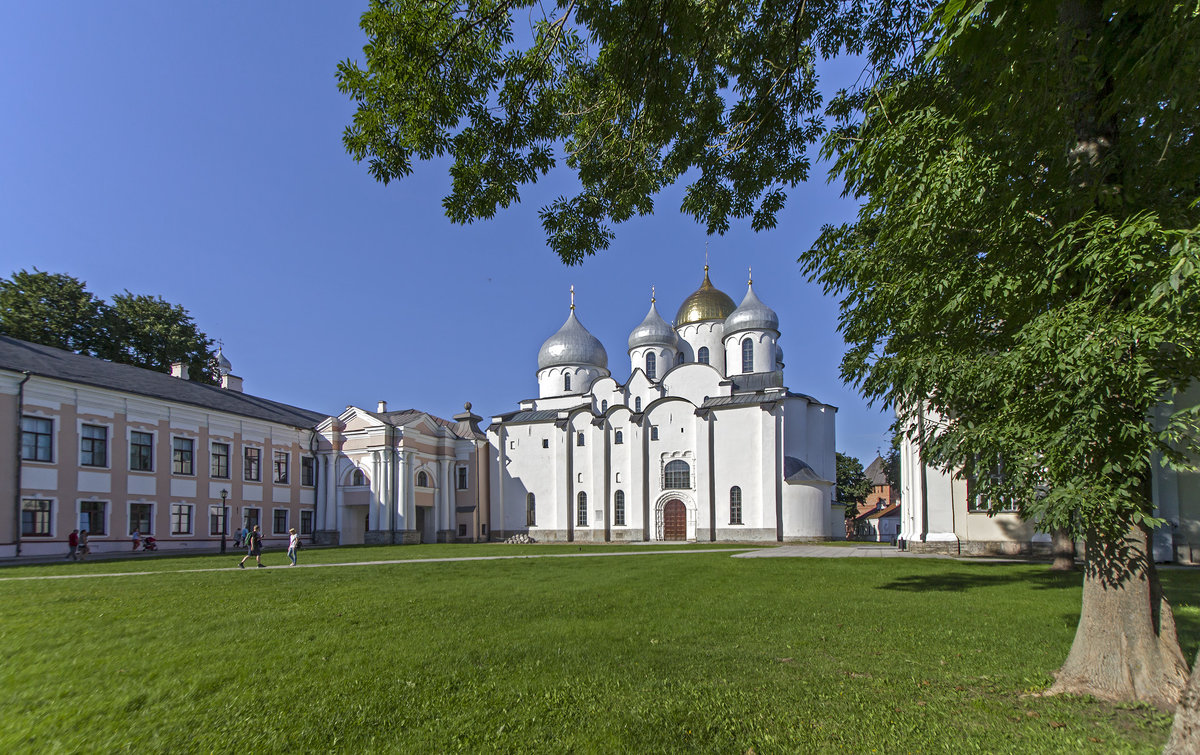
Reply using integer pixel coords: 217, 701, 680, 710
351, 469, 367, 486
635, 397, 642, 412
730, 486, 743, 524
601, 400, 608, 411
526, 492, 536, 526
742, 338, 754, 373
650, 426, 659, 440
564, 373, 571, 391
577, 432, 585, 447
676, 352, 684, 366
698, 346, 710, 365
646, 352, 657, 380
614, 490, 626, 526
614, 430, 623, 445
416, 470, 429, 487
664, 460, 690, 489
577, 492, 588, 526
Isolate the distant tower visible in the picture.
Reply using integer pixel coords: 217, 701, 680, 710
627, 287, 678, 380
536, 286, 609, 398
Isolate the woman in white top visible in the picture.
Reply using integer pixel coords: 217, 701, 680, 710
287, 528, 300, 566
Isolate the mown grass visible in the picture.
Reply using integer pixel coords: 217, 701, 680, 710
1, 546, 1196, 753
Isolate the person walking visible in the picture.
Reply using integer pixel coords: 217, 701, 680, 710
238, 525, 265, 568
287, 527, 300, 566
78, 530, 89, 560
131, 529, 142, 551
67, 529, 79, 560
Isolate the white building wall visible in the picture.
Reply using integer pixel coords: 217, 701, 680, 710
676, 322, 727, 374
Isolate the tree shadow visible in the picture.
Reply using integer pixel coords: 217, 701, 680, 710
879, 565, 1078, 593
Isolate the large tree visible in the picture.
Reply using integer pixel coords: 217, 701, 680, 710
0, 269, 106, 355
0, 269, 217, 384
337, 0, 1200, 738
836, 451, 870, 509
805, 0, 1200, 717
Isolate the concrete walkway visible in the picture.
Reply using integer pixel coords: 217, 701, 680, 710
734, 543, 949, 559
0, 547, 763, 582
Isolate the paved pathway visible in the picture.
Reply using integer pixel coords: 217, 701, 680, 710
0, 547, 763, 582
734, 544, 949, 559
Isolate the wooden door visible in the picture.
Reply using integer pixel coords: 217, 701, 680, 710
663, 499, 687, 541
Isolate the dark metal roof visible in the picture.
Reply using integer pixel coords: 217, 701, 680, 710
0, 336, 326, 429
496, 409, 560, 424
701, 393, 782, 408
729, 372, 784, 392
784, 456, 822, 482
864, 455, 888, 487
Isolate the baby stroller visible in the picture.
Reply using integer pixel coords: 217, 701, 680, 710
141, 536, 158, 552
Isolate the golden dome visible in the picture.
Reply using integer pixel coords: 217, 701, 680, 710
674, 267, 737, 326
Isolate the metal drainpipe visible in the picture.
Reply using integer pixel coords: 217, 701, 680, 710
917, 405, 930, 543
389, 425, 397, 545
14, 371, 32, 558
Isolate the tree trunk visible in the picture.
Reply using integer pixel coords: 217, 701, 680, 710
1048, 525, 1188, 710
1050, 527, 1076, 571
1165, 648, 1200, 753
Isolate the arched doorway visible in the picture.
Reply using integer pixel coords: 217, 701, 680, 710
663, 499, 687, 541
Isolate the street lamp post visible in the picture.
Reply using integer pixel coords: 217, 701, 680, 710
220, 489, 229, 554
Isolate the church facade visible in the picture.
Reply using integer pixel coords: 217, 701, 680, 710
486, 269, 839, 543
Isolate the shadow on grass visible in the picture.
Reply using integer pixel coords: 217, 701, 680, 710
1161, 571, 1200, 661
879, 565, 1079, 593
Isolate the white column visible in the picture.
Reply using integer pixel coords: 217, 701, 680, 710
439, 459, 453, 534
370, 451, 381, 531
397, 452, 410, 532
404, 452, 416, 529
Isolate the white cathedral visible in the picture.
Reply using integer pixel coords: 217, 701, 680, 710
486, 267, 839, 543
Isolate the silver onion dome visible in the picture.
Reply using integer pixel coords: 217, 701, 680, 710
724, 282, 779, 335
216, 347, 233, 376
627, 301, 679, 351
538, 310, 609, 370
775, 344, 784, 367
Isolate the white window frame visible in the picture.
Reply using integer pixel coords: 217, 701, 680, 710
77, 499, 110, 537
128, 428, 155, 473
21, 497, 55, 538
272, 507, 289, 535
21, 414, 54, 463
243, 445, 262, 482
210, 441, 232, 479
170, 502, 195, 536
209, 504, 228, 537
171, 435, 196, 476
128, 501, 155, 536
78, 420, 112, 469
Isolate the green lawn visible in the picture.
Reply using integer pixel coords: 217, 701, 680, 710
1, 545, 1196, 753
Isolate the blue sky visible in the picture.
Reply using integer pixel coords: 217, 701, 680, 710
0, 2, 892, 464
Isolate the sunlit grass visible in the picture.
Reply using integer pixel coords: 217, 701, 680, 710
1, 546, 1194, 752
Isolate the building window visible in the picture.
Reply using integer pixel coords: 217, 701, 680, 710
273, 509, 288, 535
601, 400, 608, 412
577, 432, 585, 447
614, 490, 626, 526
458, 523, 467, 537
244, 447, 261, 482
650, 426, 659, 441
243, 507, 261, 531
130, 431, 154, 472
564, 374, 571, 391
457, 466, 468, 490
172, 437, 194, 476
967, 464, 1019, 513
79, 500, 107, 535
614, 430, 623, 445
130, 503, 153, 534
301, 456, 316, 486
635, 397, 642, 412
170, 503, 194, 535
21, 499, 52, 537
698, 346, 710, 365
542, 438, 549, 449
350, 468, 367, 486
664, 460, 690, 489
80, 424, 108, 467
577, 492, 588, 526
273, 451, 289, 484
21, 416, 53, 462
209, 505, 226, 536
527, 492, 536, 526
742, 338, 754, 373
676, 352, 684, 366
416, 470, 428, 487
211, 443, 231, 479
300, 509, 314, 535
730, 486, 743, 524
646, 351, 657, 380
